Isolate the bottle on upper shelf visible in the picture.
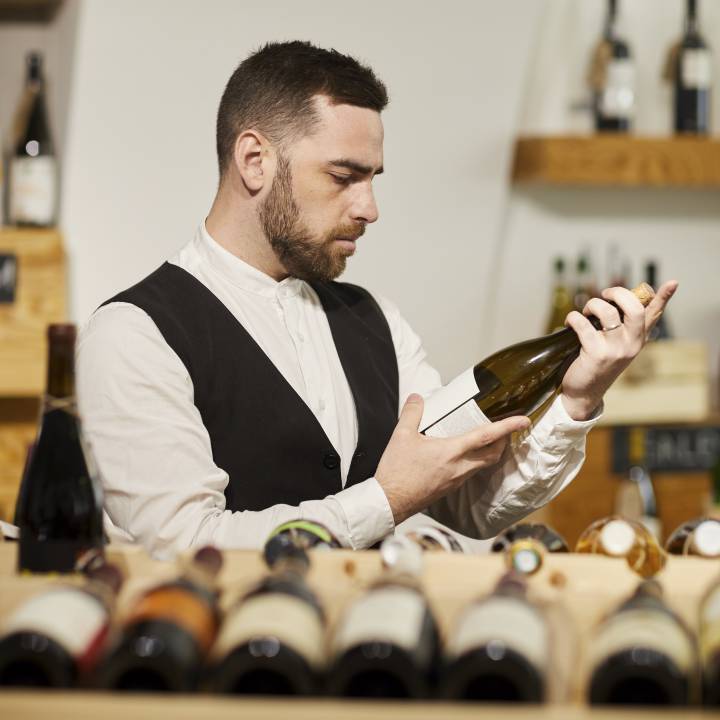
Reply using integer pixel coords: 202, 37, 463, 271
97, 546, 222, 692
14, 324, 105, 574
263, 519, 341, 568
327, 536, 440, 699
575, 516, 667, 578
208, 544, 325, 696
544, 257, 575, 335
588, 579, 697, 706
420, 283, 655, 438
404, 524, 464, 553
666, 517, 720, 557
441, 572, 549, 702
588, 0, 635, 133
663, 0, 712, 135
0, 558, 123, 688
573, 252, 598, 312
7, 51, 58, 227
491, 522, 569, 576
645, 262, 672, 340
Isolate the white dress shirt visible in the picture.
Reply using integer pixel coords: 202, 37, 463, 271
77, 223, 600, 559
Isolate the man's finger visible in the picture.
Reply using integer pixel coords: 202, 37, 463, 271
459, 414, 530, 453
396, 393, 425, 433
644, 280, 678, 336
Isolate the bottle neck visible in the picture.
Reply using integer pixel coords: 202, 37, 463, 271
685, 0, 699, 35
604, 0, 618, 40
45, 340, 76, 403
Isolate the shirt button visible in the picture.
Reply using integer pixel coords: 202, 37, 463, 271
297, 332, 304, 343
323, 452, 340, 470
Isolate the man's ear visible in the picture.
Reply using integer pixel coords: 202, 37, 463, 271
232, 130, 273, 193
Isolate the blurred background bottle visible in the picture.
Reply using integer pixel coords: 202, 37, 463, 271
263, 519, 340, 568
544, 257, 575, 334
645, 261, 672, 340
666, 517, 720, 557
492, 522, 569, 576
573, 252, 598, 311
404, 524, 464, 553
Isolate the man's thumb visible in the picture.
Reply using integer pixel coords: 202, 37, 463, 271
398, 393, 424, 431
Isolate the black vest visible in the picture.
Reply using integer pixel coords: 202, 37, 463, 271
102, 263, 399, 512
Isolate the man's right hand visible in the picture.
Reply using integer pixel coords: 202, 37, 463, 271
374, 393, 531, 525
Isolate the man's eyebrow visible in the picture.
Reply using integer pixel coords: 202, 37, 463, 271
327, 159, 384, 176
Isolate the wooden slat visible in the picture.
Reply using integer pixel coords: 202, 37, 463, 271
512, 135, 720, 187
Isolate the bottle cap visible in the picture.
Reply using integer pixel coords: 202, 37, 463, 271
193, 545, 223, 576
692, 520, 720, 557
600, 519, 635, 556
47, 323, 76, 344
507, 539, 544, 575
380, 535, 423, 577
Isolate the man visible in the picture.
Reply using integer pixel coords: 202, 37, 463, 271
77, 41, 675, 559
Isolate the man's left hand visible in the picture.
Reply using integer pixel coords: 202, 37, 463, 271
560, 280, 679, 421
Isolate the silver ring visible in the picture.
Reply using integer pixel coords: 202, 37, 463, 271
602, 323, 622, 332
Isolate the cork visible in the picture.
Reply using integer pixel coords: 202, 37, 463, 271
631, 282, 655, 308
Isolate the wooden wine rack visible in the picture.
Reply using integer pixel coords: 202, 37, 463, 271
0, 542, 717, 719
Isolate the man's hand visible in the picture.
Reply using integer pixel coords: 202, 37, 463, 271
561, 280, 679, 421
375, 394, 530, 525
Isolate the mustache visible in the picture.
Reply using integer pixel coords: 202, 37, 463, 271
330, 224, 366, 242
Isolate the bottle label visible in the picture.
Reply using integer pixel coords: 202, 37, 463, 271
600, 59, 635, 118
213, 593, 324, 669
333, 586, 426, 655
682, 49, 712, 89
8, 156, 57, 225
448, 596, 547, 670
589, 608, 693, 673
2, 588, 108, 668
421, 367, 491, 438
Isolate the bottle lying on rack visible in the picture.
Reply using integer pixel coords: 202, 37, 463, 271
208, 545, 325, 695
263, 519, 340, 568
491, 523, 569, 576
404, 524, 464, 553
575, 516, 666, 578
97, 546, 222, 692
420, 283, 654, 437
0, 559, 122, 687
699, 573, 720, 705
666, 517, 720, 557
588, 579, 697, 705
441, 572, 548, 702
327, 536, 440, 699
15, 324, 105, 573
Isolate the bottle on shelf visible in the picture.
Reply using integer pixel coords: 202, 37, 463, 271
664, 0, 712, 135
576, 516, 667, 578
645, 262, 672, 340
666, 517, 720, 557
573, 252, 598, 312
404, 524, 464, 552
699, 574, 720, 705
14, 324, 105, 573
588, 0, 635, 133
263, 519, 340, 568
327, 536, 440, 699
97, 546, 222, 692
420, 283, 654, 437
0, 559, 123, 687
209, 544, 325, 695
588, 579, 697, 705
441, 572, 548, 702
7, 51, 58, 227
491, 523, 569, 576
544, 257, 575, 334
606, 243, 630, 288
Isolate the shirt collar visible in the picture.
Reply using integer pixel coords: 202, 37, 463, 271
196, 222, 305, 300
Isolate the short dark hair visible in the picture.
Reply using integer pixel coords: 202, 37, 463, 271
216, 41, 389, 176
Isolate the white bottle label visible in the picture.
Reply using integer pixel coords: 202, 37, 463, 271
333, 586, 426, 655
8, 156, 57, 225
212, 593, 325, 669
682, 49, 712, 89
420, 367, 490, 438
448, 596, 547, 670
601, 59, 635, 119
2, 587, 108, 660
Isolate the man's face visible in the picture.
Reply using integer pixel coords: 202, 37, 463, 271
258, 96, 384, 283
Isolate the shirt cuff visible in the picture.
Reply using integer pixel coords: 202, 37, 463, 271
334, 478, 395, 550
525, 394, 603, 454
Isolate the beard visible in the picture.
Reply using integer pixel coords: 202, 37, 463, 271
258, 154, 364, 283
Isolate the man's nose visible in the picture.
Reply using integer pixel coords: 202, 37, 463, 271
351, 183, 379, 225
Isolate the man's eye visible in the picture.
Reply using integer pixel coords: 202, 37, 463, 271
330, 174, 352, 186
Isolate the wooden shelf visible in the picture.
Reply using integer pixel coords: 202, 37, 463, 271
511, 135, 720, 188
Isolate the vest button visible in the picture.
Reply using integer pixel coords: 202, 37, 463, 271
323, 452, 340, 470
353, 450, 365, 460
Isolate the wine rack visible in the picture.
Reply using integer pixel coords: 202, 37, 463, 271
0, 542, 716, 719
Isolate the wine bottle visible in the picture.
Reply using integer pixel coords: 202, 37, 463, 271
492, 523, 569, 576
15, 324, 105, 573
573, 252, 598, 312
645, 262, 671, 340
589, 0, 635, 132
576, 516, 666, 578
674, 0, 712, 135
666, 517, 720, 557
544, 257, 575, 334
588, 580, 696, 705
98, 546, 222, 692
328, 536, 440, 698
209, 545, 324, 695
0, 560, 123, 687
420, 283, 654, 437
7, 52, 58, 227
263, 519, 340, 568
441, 572, 547, 702
404, 524, 464, 552
699, 575, 720, 705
